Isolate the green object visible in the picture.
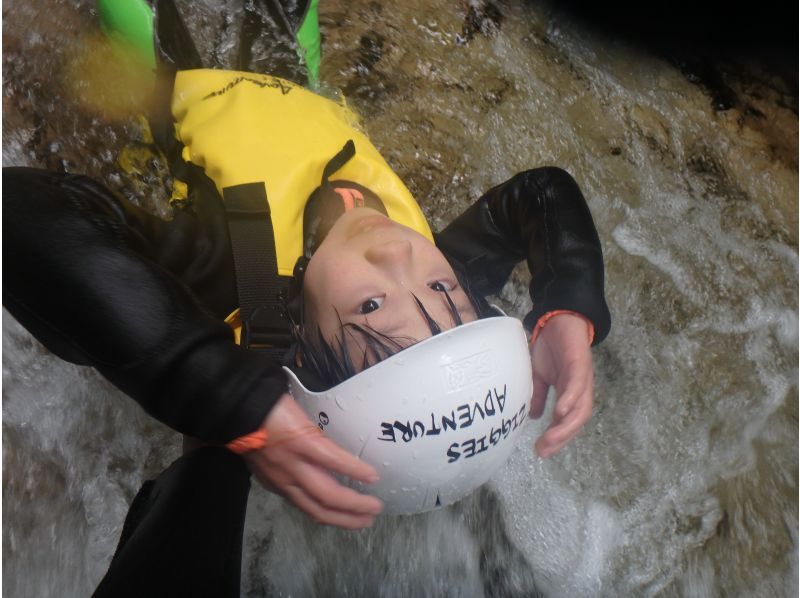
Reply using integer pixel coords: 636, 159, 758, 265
97, 0, 156, 70
295, 0, 321, 88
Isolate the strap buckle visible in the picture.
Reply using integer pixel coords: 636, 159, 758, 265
241, 304, 292, 350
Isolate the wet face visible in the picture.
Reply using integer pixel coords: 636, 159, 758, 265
303, 208, 478, 367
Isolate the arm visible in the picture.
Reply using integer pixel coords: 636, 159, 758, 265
435, 167, 610, 343
3, 167, 279, 443
436, 167, 611, 457
3, 167, 381, 525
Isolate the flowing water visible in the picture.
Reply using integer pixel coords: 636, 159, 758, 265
3, 0, 797, 596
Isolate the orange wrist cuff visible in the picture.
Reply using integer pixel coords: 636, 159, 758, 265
530, 310, 595, 347
225, 428, 268, 455
263, 424, 321, 449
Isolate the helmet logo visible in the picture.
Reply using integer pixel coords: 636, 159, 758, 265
377, 384, 509, 441
441, 350, 493, 393
318, 411, 330, 429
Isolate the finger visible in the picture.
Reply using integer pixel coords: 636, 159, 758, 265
298, 436, 380, 484
282, 484, 378, 530
555, 352, 593, 408
547, 399, 591, 444
539, 428, 584, 459
293, 460, 383, 515
529, 378, 549, 419
536, 396, 592, 455
535, 400, 592, 457
553, 374, 591, 419
256, 476, 280, 494
245, 447, 383, 514
246, 458, 289, 494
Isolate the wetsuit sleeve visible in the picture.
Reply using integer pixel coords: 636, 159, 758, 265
2, 167, 285, 443
435, 167, 611, 345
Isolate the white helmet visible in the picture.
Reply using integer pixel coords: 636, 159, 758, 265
284, 314, 533, 515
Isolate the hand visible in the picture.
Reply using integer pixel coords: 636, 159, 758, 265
529, 313, 594, 458
243, 393, 383, 529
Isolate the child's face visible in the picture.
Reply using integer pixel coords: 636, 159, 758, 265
303, 208, 477, 364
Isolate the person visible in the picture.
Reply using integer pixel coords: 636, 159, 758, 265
2, 1, 610, 595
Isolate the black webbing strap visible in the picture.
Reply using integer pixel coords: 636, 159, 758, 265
320, 140, 356, 186
221, 141, 357, 356
222, 182, 291, 355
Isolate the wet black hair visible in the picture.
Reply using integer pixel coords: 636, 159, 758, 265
283, 264, 497, 391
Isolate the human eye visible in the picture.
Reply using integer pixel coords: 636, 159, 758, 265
429, 280, 456, 292
359, 296, 385, 314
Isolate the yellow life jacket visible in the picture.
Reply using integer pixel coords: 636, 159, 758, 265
171, 68, 433, 280
170, 69, 433, 343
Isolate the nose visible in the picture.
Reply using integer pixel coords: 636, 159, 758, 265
364, 240, 413, 277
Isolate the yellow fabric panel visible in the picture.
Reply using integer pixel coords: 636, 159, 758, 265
171, 70, 432, 277
224, 308, 242, 345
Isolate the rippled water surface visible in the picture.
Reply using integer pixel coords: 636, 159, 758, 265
3, 0, 797, 596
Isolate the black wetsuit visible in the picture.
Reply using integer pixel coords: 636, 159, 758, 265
3, 165, 610, 596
